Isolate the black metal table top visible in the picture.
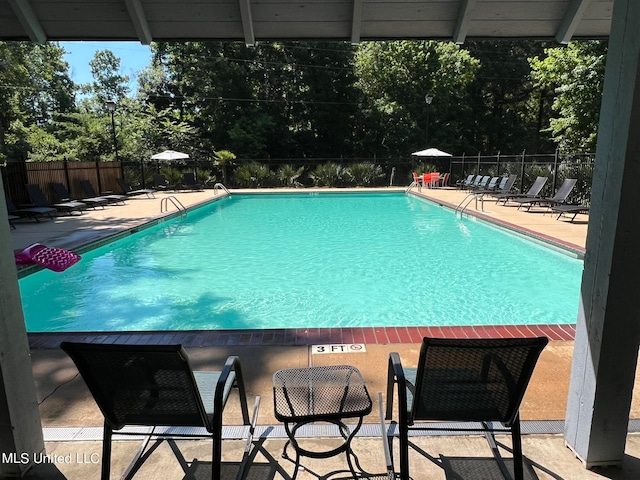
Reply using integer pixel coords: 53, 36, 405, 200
273, 365, 373, 423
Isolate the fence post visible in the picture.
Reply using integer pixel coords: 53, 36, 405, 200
477, 152, 481, 175
553, 148, 559, 192
95, 159, 103, 193
496, 151, 501, 176
63, 157, 72, 195
519, 150, 526, 193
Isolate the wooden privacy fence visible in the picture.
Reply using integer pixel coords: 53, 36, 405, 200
2, 160, 123, 205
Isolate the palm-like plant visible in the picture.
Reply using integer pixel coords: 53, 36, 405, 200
277, 164, 305, 187
310, 162, 346, 187
234, 162, 272, 187
346, 162, 385, 186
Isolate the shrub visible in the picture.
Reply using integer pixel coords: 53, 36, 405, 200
234, 162, 273, 187
310, 162, 347, 187
277, 164, 305, 187
346, 162, 385, 186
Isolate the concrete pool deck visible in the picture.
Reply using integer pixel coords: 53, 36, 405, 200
12, 186, 640, 479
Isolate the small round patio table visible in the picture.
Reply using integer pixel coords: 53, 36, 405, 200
273, 365, 373, 480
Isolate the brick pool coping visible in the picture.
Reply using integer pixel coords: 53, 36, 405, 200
28, 323, 575, 349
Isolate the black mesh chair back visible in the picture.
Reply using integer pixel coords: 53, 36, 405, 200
386, 336, 548, 480
62, 343, 209, 430
61, 342, 257, 480
411, 337, 547, 426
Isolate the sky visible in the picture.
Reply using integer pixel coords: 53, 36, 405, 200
59, 41, 152, 91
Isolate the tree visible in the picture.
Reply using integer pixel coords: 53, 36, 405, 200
530, 41, 607, 152
0, 42, 75, 162
464, 40, 554, 153
84, 50, 130, 105
354, 41, 480, 156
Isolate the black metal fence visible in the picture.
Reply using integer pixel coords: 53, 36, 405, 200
2, 151, 595, 206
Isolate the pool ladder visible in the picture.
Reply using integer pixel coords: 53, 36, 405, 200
213, 183, 231, 195
455, 191, 487, 216
160, 196, 187, 218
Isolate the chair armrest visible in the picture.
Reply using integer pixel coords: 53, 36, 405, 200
386, 352, 408, 422
216, 356, 250, 425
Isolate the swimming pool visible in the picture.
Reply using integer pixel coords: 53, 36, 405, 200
19, 192, 583, 332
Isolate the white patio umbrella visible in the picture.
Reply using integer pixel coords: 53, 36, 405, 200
151, 150, 190, 161
411, 148, 452, 157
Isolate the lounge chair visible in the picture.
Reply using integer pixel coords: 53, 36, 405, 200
8, 214, 19, 229
61, 342, 260, 480
511, 178, 577, 211
116, 178, 156, 198
182, 172, 203, 191
487, 174, 517, 198
6, 197, 55, 222
25, 183, 86, 215
51, 182, 108, 209
493, 176, 548, 205
467, 175, 487, 191
551, 204, 590, 222
80, 180, 127, 205
473, 176, 499, 192
153, 174, 170, 190
385, 336, 548, 480
456, 174, 475, 190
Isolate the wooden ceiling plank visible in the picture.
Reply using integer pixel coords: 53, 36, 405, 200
556, 0, 592, 44
453, 0, 477, 44
351, 0, 363, 44
124, 0, 153, 44
239, 0, 256, 46
7, 0, 46, 43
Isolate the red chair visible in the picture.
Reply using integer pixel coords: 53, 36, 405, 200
430, 172, 440, 188
412, 172, 422, 190
422, 173, 432, 188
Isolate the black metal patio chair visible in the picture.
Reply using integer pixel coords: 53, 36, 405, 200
61, 342, 260, 480
385, 336, 548, 480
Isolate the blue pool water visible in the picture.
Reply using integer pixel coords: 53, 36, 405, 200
20, 193, 583, 332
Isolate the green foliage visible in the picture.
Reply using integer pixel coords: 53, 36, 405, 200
310, 162, 347, 187
530, 41, 606, 153
0, 39, 608, 172
345, 162, 385, 186
355, 41, 480, 156
84, 50, 130, 103
0, 42, 75, 162
277, 164, 305, 187
464, 41, 553, 153
214, 150, 237, 164
415, 163, 438, 174
234, 162, 273, 187
195, 167, 217, 187
160, 166, 183, 185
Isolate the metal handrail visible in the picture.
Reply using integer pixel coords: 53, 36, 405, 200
213, 183, 231, 195
160, 196, 187, 217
